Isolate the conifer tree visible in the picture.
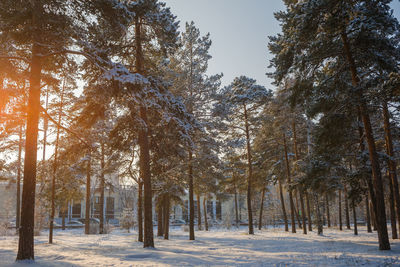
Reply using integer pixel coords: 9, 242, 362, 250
215, 76, 271, 234
0, 0, 133, 259
171, 21, 222, 239
269, 0, 400, 250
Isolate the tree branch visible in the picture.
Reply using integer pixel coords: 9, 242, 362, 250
0, 56, 31, 65
38, 50, 107, 72
40, 105, 91, 148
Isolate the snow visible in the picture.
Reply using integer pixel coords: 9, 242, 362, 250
1, 226, 399, 266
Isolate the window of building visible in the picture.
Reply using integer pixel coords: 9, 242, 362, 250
106, 197, 114, 219
183, 200, 188, 222
216, 201, 222, 220
72, 202, 81, 218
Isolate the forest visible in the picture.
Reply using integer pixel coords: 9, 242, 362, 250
1, 0, 400, 265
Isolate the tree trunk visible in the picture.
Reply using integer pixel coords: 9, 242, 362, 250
188, 150, 195, 240
139, 80, 154, 248
85, 151, 91, 235
283, 133, 296, 233
234, 186, 239, 228
258, 187, 266, 230
344, 186, 351, 230
292, 122, 307, 234
383, 102, 400, 236
366, 193, 372, 233
305, 118, 313, 233
341, 31, 390, 250
135, 17, 154, 248
163, 195, 170, 240
352, 199, 358, 236
243, 104, 254, 235
99, 143, 105, 234
49, 85, 64, 243
387, 171, 398, 239
294, 193, 302, 228
157, 197, 164, 237
326, 194, 331, 228
138, 181, 143, 242
197, 194, 202, 230
42, 89, 49, 161
187, 36, 196, 240
61, 207, 66, 230
299, 190, 307, 234
339, 190, 343, 231
314, 194, 323, 235
294, 192, 302, 229
306, 192, 312, 231
279, 179, 288, 232
16, 126, 23, 234
357, 110, 379, 230
370, 201, 377, 231
203, 197, 208, 231
17, 37, 43, 260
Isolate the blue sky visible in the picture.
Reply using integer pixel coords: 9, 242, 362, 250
164, 0, 400, 90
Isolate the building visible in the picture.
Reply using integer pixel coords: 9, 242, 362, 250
0, 180, 249, 226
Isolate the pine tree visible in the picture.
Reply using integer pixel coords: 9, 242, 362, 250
0, 1, 133, 259
171, 21, 222, 239
269, 0, 400, 250
215, 76, 271, 234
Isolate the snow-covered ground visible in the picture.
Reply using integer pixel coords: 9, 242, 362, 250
1, 226, 399, 266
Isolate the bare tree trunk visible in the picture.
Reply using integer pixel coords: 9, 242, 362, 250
366, 193, 372, 233
197, 194, 202, 230
357, 109, 379, 233
163, 195, 170, 240
279, 179, 288, 232
16, 126, 23, 234
383, 102, 400, 238
258, 187, 266, 230
99, 143, 105, 234
352, 199, 358, 236
342, 31, 390, 250
306, 192, 312, 231
344, 186, 351, 230
49, 84, 64, 243
85, 151, 91, 235
244, 104, 254, 235
138, 181, 143, 242
139, 83, 154, 247
135, 17, 154, 248
157, 197, 163, 237
42, 89, 49, 161
294, 192, 302, 229
370, 201, 377, 231
314, 194, 323, 235
188, 150, 195, 240
326, 194, 331, 228
293, 110, 304, 232
234, 185, 239, 228
17, 11, 43, 259
283, 133, 296, 233
203, 197, 208, 231
61, 206, 66, 230
339, 190, 343, 231
187, 29, 196, 241
299, 190, 307, 234
387, 171, 398, 239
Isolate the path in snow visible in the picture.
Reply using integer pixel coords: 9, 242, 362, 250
0, 226, 399, 266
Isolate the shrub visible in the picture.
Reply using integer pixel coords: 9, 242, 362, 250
181, 225, 189, 232
120, 209, 134, 233
0, 222, 13, 236
89, 222, 99, 234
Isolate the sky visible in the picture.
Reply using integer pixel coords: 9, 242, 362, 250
164, 0, 400, 90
